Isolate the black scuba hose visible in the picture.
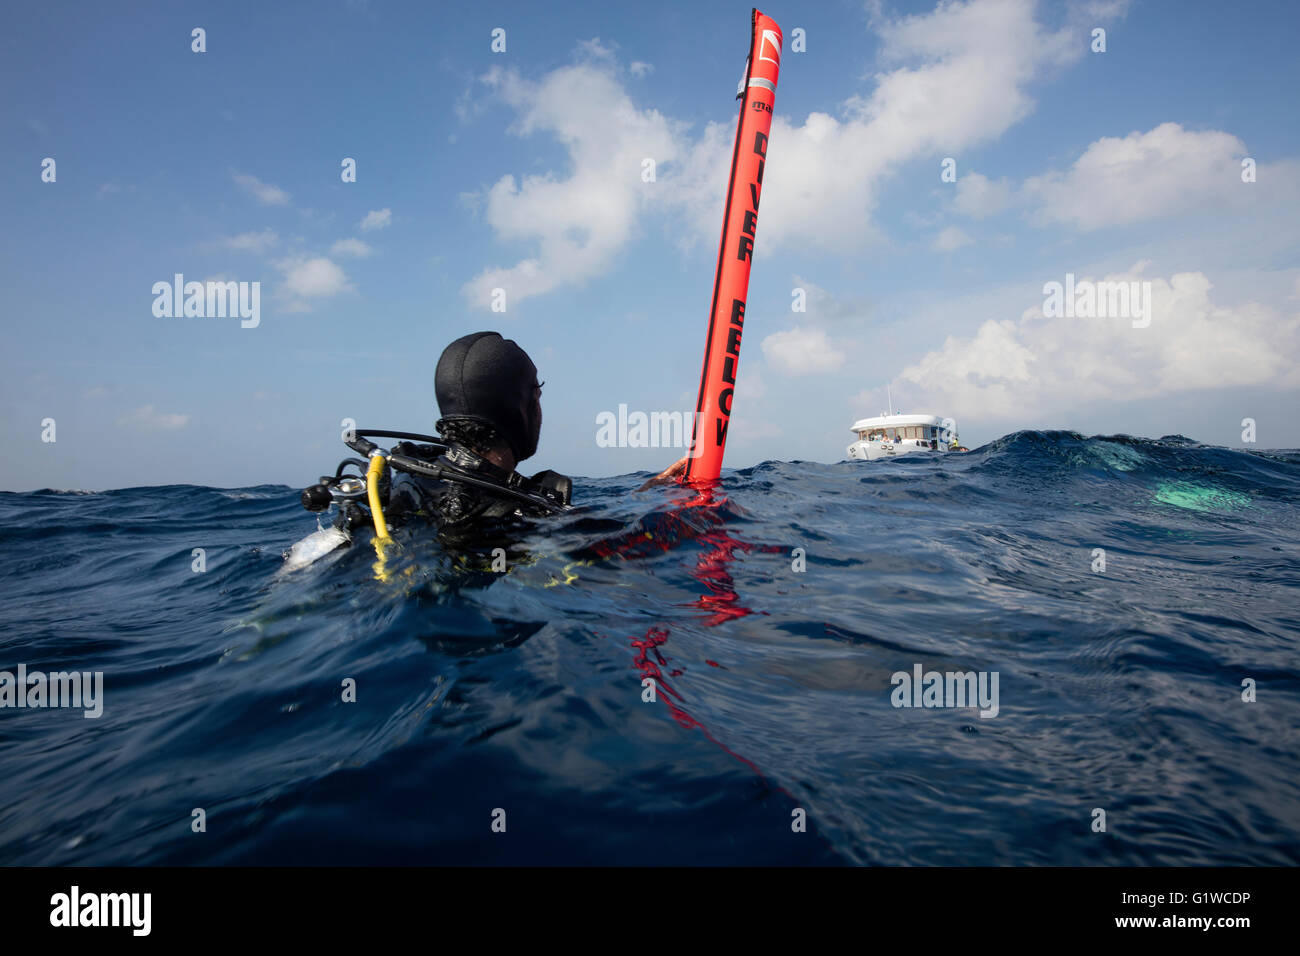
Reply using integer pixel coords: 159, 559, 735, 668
354, 429, 448, 446
385, 453, 563, 514
334, 458, 370, 478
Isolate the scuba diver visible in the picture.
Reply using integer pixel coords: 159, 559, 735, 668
300, 331, 573, 546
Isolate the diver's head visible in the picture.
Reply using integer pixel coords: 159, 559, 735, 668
435, 331, 543, 468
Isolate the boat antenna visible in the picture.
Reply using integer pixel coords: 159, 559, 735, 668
887, 385, 894, 416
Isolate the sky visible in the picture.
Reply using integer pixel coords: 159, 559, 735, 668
2, 0, 1298, 491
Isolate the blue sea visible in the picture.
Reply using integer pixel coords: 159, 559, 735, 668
2, 431, 1297, 865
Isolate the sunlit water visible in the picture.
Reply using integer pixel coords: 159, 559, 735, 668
2, 431, 1297, 865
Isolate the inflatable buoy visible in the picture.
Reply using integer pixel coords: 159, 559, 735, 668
684, 9, 783, 484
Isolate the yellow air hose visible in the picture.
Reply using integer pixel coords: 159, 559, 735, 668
365, 453, 391, 541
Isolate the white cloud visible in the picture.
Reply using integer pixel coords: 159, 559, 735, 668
896, 264, 1300, 420
232, 171, 290, 206
933, 226, 973, 250
461, 0, 1126, 303
116, 405, 191, 430
668, 0, 1095, 253
275, 256, 353, 307
953, 171, 1012, 219
761, 325, 846, 375
222, 228, 279, 253
575, 38, 617, 64
330, 238, 373, 258
461, 61, 681, 308
629, 61, 653, 77
359, 208, 392, 231
1023, 123, 1247, 230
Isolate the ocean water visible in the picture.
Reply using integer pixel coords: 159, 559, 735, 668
1, 431, 1297, 866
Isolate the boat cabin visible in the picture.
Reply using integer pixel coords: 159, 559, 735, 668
854, 423, 947, 442
846, 412, 957, 460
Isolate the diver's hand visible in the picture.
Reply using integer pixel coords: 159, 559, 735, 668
636, 456, 690, 492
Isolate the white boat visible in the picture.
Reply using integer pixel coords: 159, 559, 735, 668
846, 396, 960, 461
